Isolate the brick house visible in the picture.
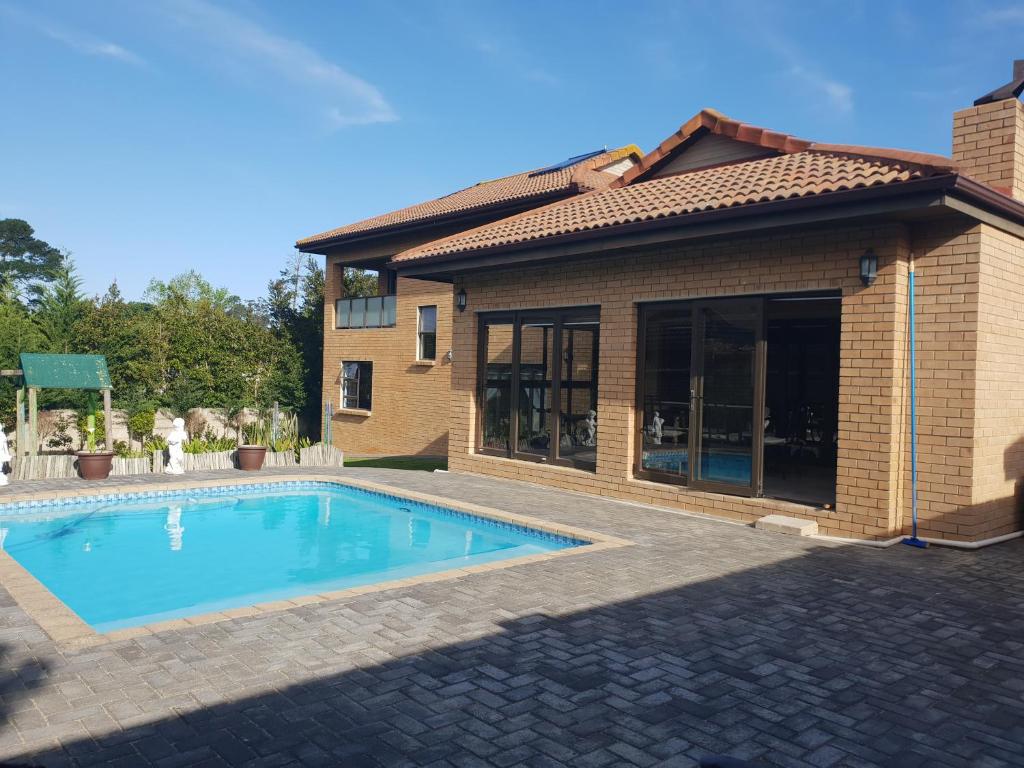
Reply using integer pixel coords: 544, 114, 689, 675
382, 63, 1024, 544
297, 147, 642, 457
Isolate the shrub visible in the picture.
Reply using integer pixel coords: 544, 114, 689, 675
45, 413, 74, 452
182, 436, 236, 454
127, 410, 156, 444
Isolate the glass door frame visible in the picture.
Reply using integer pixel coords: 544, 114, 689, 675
688, 297, 766, 497
635, 297, 766, 497
476, 307, 600, 471
511, 311, 558, 466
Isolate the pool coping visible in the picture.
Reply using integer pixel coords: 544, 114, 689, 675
0, 473, 632, 648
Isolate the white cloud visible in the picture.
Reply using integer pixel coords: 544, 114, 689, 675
791, 65, 854, 114
0, 4, 145, 66
755, 26, 854, 115
158, 0, 397, 128
41, 27, 146, 66
980, 6, 1024, 24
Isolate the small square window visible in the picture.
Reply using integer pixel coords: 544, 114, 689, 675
418, 306, 437, 361
341, 361, 372, 410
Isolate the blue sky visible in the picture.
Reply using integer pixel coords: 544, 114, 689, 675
1, 0, 1022, 300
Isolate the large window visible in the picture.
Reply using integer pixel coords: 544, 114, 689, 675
336, 295, 397, 329
417, 305, 437, 360
478, 308, 599, 471
341, 361, 372, 410
637, 293, 839, 507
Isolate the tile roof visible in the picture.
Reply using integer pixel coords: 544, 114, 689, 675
391, 110, 958, 264
296, 146, 642, 248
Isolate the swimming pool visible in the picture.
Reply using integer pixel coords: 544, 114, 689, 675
0, 481, 585, 632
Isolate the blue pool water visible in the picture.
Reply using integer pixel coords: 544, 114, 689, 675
0, 482, 582, 632
642, 449, 752, 484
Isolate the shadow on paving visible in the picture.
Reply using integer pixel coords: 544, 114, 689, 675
0, 642, 51, 740
7, 540, 1024, 768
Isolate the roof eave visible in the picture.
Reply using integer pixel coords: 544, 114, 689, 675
296, 187, 582, 254
392, 175, 963, 278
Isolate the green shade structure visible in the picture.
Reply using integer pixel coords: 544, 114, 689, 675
19, 354, 112, 390
13, 354, 114, 457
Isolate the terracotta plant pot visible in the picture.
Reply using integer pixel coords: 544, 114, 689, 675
77, 451, 114, 481
236, 445, 267, 471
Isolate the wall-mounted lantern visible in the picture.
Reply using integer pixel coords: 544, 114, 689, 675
455, 288, 467, 313
859, 249, 878, 287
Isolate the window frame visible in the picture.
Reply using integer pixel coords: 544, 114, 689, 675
417, 305, 438, 361
476, 307, 600, 471
341, 361, 373, 411
335, 295, 397, 329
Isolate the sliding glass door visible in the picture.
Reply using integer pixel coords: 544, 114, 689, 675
638, 298, 765, 497
691, 299, 763, 495
477, 308, 599, 471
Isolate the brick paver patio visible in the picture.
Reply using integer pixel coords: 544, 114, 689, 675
1, 467, 1023, 767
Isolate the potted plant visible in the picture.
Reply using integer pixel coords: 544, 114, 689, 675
77, 413, 114, 480
237, 418, 267, 471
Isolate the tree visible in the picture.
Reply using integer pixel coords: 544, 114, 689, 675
344, 267, 378, 298
144, 270, 245, 314
0, 219, 61, 297
0, 295, 46, 427
75, 286, 164, 405
263, 256, 325, 437
33, 252, 86, 354
145, 272, 305, 413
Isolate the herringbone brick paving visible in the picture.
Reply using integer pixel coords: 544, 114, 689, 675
1, 468, 1023, 767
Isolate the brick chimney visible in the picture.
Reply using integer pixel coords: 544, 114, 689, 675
952, 60, 1024, 200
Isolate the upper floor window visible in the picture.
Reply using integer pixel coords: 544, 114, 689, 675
341, 361, 373, 410
418, 305, 437, 360
336, 295, 396, 329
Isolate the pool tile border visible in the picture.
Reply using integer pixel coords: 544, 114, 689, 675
0, 473, 631, 648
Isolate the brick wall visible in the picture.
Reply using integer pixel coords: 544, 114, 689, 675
322, 270, 451, 456
952, 98, 1024, 200
897, 220, 981, 540
969, 223, 1024, 538
448, 217, 997, 541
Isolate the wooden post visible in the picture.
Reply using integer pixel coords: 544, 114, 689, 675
27, 387, 38, 455
15, 388, 24, 456
102, 388, 113, 452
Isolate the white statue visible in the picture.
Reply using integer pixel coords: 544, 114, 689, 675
0, 423, 12, 486
165, 505, 185, 551
165, 417, 188, 475
583, 409, 597, 447
651, 411, 664, 445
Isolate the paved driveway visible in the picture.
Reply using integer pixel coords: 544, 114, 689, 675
1, 468, 1023, 767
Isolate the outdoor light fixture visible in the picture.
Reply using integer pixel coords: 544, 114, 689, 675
859, 249, 878, 287
455, 288, 467, 312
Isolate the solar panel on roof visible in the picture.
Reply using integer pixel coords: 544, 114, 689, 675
528, 149, 606, 177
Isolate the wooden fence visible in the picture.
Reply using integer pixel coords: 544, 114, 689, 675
12, 454, 77, 481
300, 443, 344, 467
111, 457, 152, 476
7, 443, 345, 481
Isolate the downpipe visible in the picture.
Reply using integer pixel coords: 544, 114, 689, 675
903, 254, 927, 549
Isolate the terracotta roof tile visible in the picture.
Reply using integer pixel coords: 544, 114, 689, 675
391, 148, 954, 264
612, 108, 814, 188
296, 145, 642, 248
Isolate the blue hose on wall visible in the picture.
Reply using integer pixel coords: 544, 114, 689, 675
904, 255, 927, 549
